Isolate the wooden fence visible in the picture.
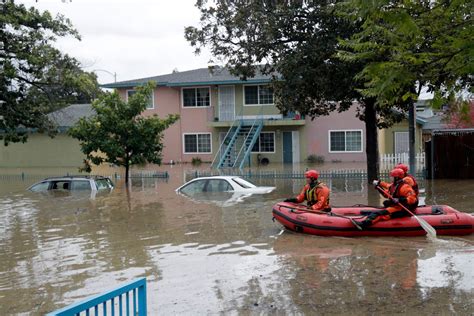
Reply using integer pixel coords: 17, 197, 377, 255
426, 129, 474, 179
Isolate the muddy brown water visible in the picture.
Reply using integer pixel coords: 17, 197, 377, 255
0, 165, 473, 315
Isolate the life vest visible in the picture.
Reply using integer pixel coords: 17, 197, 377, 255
388, 179, 418, 209
389, 179, 404, 198
305, 182, 329, 207
406, 174, 419, 195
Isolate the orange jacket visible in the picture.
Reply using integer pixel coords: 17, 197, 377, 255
295, 182, 330, 211
379, 180, 417, 205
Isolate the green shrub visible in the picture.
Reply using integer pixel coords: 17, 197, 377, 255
192, 157, 202, 166
307, 154, 325, 164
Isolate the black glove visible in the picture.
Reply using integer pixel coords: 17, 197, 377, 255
383, 200, 394, 207
284, 198, 298, 203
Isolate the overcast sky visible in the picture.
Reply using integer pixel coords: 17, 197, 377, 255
21, 0, 212, 84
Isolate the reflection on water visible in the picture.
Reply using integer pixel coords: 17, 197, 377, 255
0, 164, 472, 314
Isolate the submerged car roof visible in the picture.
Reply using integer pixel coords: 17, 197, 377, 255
189, 176, 245, 180
41, 175, 111, 180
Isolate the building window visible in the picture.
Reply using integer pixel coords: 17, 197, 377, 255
329, 130, 363, 153
184, 133, 212, 153
182, 87, 210, 107
126, 90, 154, 109
244, 85, 274, 105
251, 132, 275, 153
394, 132, 409, 154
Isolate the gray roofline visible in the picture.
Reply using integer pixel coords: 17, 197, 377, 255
432, 128, 474, 135
165, 79, 273, 87
101, 78, 274, 89
101, 81, 162, 88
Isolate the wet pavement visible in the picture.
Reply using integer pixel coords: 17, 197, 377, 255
0, 164, 473, 315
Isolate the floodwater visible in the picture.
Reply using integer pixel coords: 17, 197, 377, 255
0, 164, 473, 315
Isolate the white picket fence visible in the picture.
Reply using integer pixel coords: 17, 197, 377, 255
380, 152, 425, 168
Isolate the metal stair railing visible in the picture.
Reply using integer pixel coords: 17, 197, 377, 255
216, 121, 242, 168
231, 126, 250, 168
210, 109, 243, 169
239, 121, 263, 169
236, 106, 265, 169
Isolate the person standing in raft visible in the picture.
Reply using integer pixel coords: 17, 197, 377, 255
284, 169, 331, 212
356, 168, 418, 228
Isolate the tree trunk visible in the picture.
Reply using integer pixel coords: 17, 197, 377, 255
125, 161, 130, 184
365, 98, 379, 183
408, 99, 416, 175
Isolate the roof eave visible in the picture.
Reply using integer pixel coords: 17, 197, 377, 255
101, 78, 275, 89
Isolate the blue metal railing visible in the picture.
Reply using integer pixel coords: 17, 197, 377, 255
211, 108, 244, 169
238, 121, 263, 170
214, 106, 265, 170
46, 278, 147, 316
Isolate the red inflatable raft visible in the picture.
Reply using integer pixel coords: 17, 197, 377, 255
272, 202, 474, 237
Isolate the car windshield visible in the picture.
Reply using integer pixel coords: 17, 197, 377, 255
231, 177, 256, 189
29, 181, 50, 192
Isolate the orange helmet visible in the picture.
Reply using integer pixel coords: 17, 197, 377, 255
395, 163, 408, 174
305, 169, 319, 180
390, 168, 405, 178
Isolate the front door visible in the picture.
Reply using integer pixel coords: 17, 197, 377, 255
283, 132, 293, 164
218, 86, 235, 121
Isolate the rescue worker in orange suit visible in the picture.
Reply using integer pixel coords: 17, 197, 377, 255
356, 168, 418, 228
284, 169, 331, 212
395, 163, 419, 197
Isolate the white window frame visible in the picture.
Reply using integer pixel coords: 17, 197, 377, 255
183, 132, 212, 154
126, 89, 155, 110
328, 129, 363, 153
181, 86, 211, 108
251, 131, 276, 153
243, 84, 274, 106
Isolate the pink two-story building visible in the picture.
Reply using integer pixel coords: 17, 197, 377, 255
103, 67, 366, 167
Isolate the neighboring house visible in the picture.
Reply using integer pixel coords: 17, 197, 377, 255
102, 67, 366, 167
378, 100, 431, 156
0, 104, 92, 167
378, 119, 425, 156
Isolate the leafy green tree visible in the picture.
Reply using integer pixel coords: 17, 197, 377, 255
185, 0, 406, 181
338, 0, 473, 171
69, 82, 179, 183
0, 0, 101, 145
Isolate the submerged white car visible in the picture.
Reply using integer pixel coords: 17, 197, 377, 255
175, 176, 275, 207
28, 175, 114, 192
175, 176, 275, 194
